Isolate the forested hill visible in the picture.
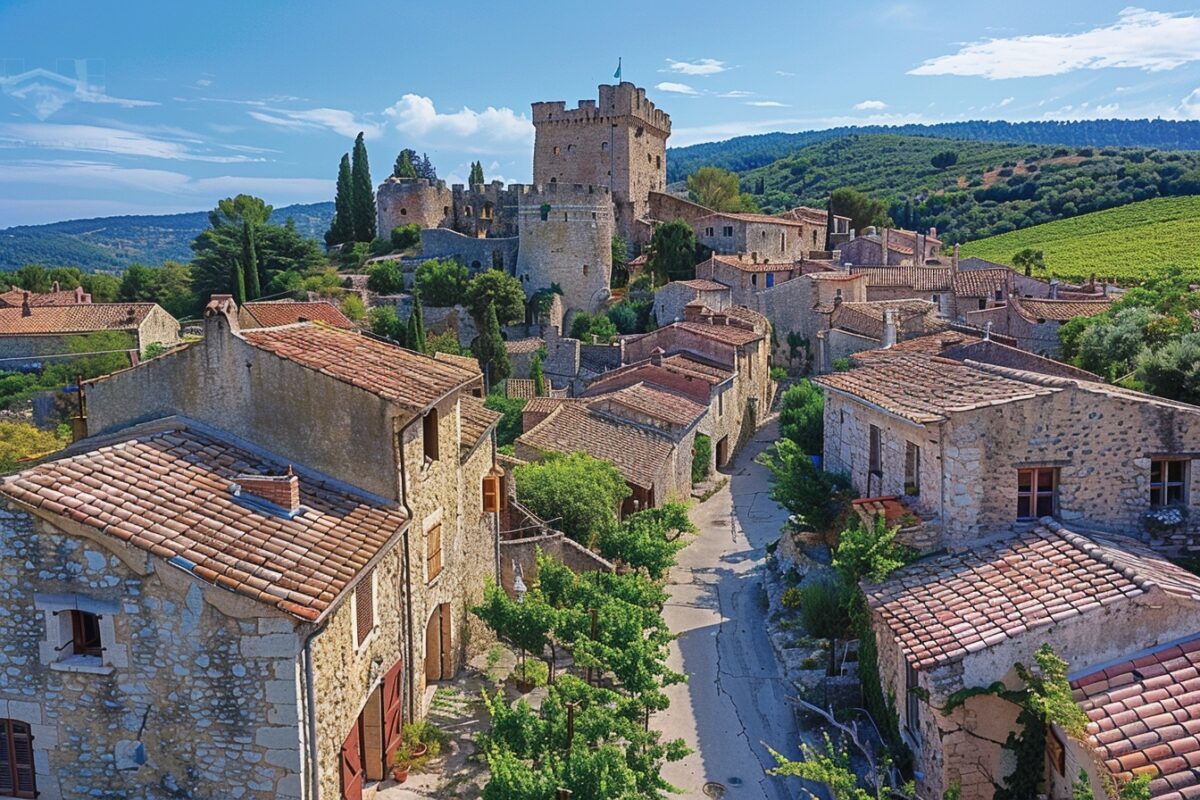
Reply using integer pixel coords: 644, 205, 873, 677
666, 119, 1200, 182
0, 201, 334, 271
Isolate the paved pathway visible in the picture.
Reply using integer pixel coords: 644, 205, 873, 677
658, 419, 805, 800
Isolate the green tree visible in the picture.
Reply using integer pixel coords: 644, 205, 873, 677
350, 132, 376, 243
465, 269, 525, 325
931, 150, 959, 170
47, 267, 83, 289
831, 187, 891, 234
241, 221, 261, 301
1077, 307, 1156, 379
406, 292, 427, 353
569, 312, 618, 344
513, 452, 631, 546
414, 259, 469, 306
761, 439, 857, 532
1012, 247, 1045, 277
687, 166, 758, 212
1136, 333, 1200, 405
209, 194, 272, 228
80, 273, 120, 303
391, 223, 420, 251
531, 353, 546, 396
596, 503, 693, 580
473, 302, 512, 385
800, 578, 851, 675
231, 251, 247, 306
778, 380, 824, 456
484, 392, 526, 446
13, 264, 51, 293
469, 160, 485, 185
646, 220, 698, 285
611, 234, 629, 287
393, 149, 417, 179
365, 261, 406, 294
340, 293, 365, 321
326, 153, 354, 247
118, 264, 158, 302
0, 421, 69, 474
368, 305, 406, 345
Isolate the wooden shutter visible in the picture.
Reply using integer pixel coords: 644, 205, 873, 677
427, 524, 442, 582
382, 659, 404, 767
340, 718, 363, 800
482, 473, 501, 513
439, 602, 453, 679
425, 608, 442, 684
355, 571, 374, 646
0, 720, 36, 799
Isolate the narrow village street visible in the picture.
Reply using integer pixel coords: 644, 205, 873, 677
659, 418, 806, 800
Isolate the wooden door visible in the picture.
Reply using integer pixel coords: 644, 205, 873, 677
382, 659, 404, 768
0, 719, 35, 799
425, 606, 442, 684
339, 717, 364, 800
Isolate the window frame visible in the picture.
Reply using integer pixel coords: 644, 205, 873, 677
422, 408, 440, 464
869, 425, 882, 477
1150, 458, 1188, 507
0, 718, 36, 799
70, 610, 103, 657
353, 569, 376, 649
904, 441, 920, 496
1017, 467, 1058, 519
426, 522, 443, 583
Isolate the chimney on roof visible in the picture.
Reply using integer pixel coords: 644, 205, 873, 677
951, 243, 960, 276
881, 228, 890, 262
233, 467, 301, 515
650, 346, 664, 366
204, 293, 240, 369
984, 321, 992, 341
751, 251, 758, 264
929, 226, 937, 239
75, 286, 86, 304
20, 292, 30, 317
882, 308, 897, 349
1049, 279, 1059, 300
52, 281, 60, 293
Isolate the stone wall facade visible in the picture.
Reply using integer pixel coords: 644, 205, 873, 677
651, 282, 730, 327
694, 217, 807, 264
416, 228, 519, 274
515, 184, 613, 318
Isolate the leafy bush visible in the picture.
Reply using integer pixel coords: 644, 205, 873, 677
513, 452, 631, 546
569, 312, 618, 344
780, 587, 803, 610
778, 380, 824, 456
465, 269, 525, 325
799, 579, 851, 675
391, 223, 421, 251
484, 392, 525, 446
596, 503, 694, 580
414, 258, 469, 306
511, 658, 549, 688
761, 439, 856, 533
365, 261, 405, 294
691, 434, 711, 483
0, 422, 70, 473
368, 306, 406, 345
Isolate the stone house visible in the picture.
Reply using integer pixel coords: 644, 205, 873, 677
815, 349, 1200, 551
0, 302, 180, 368
652, 279, 731, 326
839, 227, 941, 266
0, 296, 502, 800
849, 265, 954, 315
775, 205, 852, 250
0, 283, 91, 308
813, 300, 946, 372
238, 300, 357, 331
964, 296, 1114, 357
863, 520, 1200, 800
694, 212, 809, 264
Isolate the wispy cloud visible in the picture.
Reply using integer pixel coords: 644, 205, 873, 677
746, 100, 789, 107
911, 8, 1200, 79
383, 94, 532, 150
999, 97, 1014, 107
1179, 88, 1200, 119
0, 67, 158, 120
776, 70, 796, 77
664, 58, 728, 76
854, 99, 888, 110
655, 82, 700, 96
248, 107, 384, 139
0, 123, 261, 163
718, 90, 755, 98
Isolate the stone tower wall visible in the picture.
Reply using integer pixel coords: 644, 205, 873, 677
531, 83, 670, 244
376, 177, 454, 235
515, 183, 613, 317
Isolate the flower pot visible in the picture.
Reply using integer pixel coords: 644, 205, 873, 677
392, 763, 411, 783
515, 678, 535, 694
410, 741, 428, 759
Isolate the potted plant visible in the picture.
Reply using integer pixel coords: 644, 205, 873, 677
392, 743, 413, 783
402, 720, 446, 769
512, 658, 548, 693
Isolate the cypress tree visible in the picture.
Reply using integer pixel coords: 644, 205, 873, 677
231, 254, 247, 306
407, 292, 426, 353
241, 220, 261, 301
393, 149, 417, 179
531, 352, 545, 396
326, 153, 353, 247
473, 301, 511, 386
350, 132, 376, 243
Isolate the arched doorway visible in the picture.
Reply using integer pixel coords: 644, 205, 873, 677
425, 603, 452, 684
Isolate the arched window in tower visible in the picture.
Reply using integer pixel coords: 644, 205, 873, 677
600, 141, 608, 152
400, 208, 407, 216
567, 144, 575, 153
583, 264, 589, 277
553, 146, 560, 155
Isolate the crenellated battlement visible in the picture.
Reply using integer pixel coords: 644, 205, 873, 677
532, 82, 671, 135
377, 176, 449, 193
514, 182, 612, 200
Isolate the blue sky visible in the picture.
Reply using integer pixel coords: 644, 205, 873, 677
2, 0, 1200, 226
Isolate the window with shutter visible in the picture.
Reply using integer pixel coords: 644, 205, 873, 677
427, 524, 443, 582
354, 570, 374, 647
0, 719, 36, 798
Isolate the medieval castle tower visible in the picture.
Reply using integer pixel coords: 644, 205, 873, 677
532, 82, 671, 247
515, 183, 614, 317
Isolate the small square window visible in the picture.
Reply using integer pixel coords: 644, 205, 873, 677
70, 610, 102, 657
1151, 459, 1188, 507
1017, 467, 1057, 519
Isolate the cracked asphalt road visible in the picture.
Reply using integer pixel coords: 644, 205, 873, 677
658, 420, 804, 799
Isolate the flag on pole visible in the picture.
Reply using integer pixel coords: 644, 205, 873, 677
613, 58, 622, 81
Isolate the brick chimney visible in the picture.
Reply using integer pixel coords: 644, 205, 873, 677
882, 308, 897, 348
952, 243, 960, 276
233, 467, 301, 515
21, 292, 31, 317
650, 346, 664, 366
1049, 279, 1059, 300
52, 281, 60, 292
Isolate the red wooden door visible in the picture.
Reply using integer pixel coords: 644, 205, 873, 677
382, 659, 404, 768
340, 717, 364, 800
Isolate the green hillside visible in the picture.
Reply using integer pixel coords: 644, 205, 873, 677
740, 133, 1200, 244
958, 196, 1200, 284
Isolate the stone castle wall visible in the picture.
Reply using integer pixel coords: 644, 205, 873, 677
515, 184, 614, 317
376, 178, 454, 234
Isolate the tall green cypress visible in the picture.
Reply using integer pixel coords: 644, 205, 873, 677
232, 254, 247, 306
241, 220, 261, 300
325, 153, 353, 247
473, 301, 511, 386
350, 132, 376, 243
407, 292, 426, 353
531, 353, 545, 396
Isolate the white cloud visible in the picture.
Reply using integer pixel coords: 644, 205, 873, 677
195, 79, 213, 88
0, 68, 158, 120
248, 107, 384, 139
1177, 88, 1200, 118
718, 90, 755, 98
0, 123, 260, 163
999, 97, 1014, 107
383, 94, 533, 149
746, 101, 789, 107
0, 160, 331, 200
910, 8, 1200, 79
664, 59, 728, 76
1094, 103, 1120, 116
654, 82, 699, 96
776, 70, 796, 77
854, 99, 888, 110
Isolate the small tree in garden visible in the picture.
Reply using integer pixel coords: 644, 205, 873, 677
761, 439, 856, 532
472, 581, 555, 677
800, 578, 852, 676
779, 380, 825, 455
596, 503, 695, 580
513, 453, 630, 546
473, 302, 512, 385
406, 292, 427, 353
530, 353, 546, 396
691, 434, 711, 483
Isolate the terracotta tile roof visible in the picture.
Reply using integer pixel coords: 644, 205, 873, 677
506, 378, 537, 400
524, 396, 575, 416
0, 303, 160, 336
661, 353, 732, 381
1073, 636, 1200, 800
587, 382, 706, 428
433, 351, 482, 375
516, 403, 675, 489
721, 305, 771, 330
504, 337, 545, 355
830, 300, 940, 340
879, 332, 982, 354
813, 352, 1058, 423
808, 271, 863, 281
459, 395, 500, 456
953, 268, 1012, 298
1012, 296, 1114, 322
241, 301, 356, 330
0, 424, 408, 621
674, 320, 763, 347
697, 211, 806, 228
706, 254, 795, 273
677, 279, 730, 292
0, 287, 90, 307
851, 266, 951, 292
865, 524, 1200, 670
239, 323, 474, 415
